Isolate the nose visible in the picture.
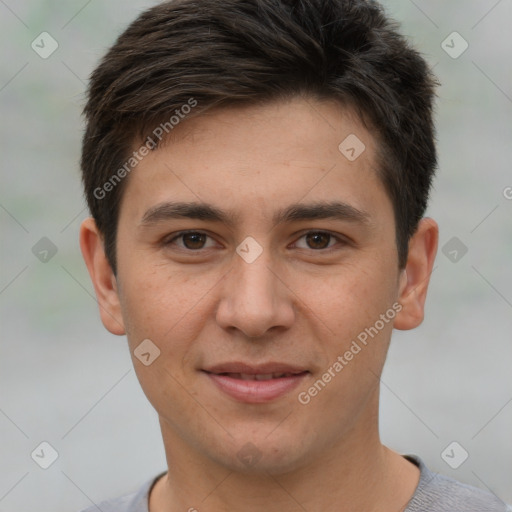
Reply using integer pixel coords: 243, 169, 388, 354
215, 247, 295, 338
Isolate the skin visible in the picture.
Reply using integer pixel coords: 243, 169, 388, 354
80, 96, 438, 512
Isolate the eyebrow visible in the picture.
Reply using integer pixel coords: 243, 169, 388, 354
140, 200, 371, 228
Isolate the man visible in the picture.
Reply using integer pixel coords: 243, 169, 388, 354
78, 0, 510, 510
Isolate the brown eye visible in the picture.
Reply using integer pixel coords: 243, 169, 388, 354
181, 232, 207, 249
292, 230, 347, 252
303, 231, 334, 250
165, 231, 215, 251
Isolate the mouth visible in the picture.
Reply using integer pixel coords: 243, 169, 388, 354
201, 363, 309, 403
213, 371, 306, 381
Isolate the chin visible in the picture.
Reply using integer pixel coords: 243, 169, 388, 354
209, 433, 313, 476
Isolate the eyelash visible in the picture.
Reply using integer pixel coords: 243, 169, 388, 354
163, 230, 348, 253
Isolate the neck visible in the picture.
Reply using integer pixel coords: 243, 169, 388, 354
150, 395, 420, 512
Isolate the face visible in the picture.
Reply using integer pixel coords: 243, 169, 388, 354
81, 96, 437, 475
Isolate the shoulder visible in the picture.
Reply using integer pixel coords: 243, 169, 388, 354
404, 454, 511, 512
77, 472, 165, 512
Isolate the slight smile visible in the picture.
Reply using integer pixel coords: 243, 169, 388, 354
202, 362, 310, 403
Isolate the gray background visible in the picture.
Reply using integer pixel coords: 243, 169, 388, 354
0, 1, 511, 510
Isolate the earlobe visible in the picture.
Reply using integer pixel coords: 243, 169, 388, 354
394, 218, 438, 331
79, 217, 126, 336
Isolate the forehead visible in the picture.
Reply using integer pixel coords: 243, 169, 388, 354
158, 96, 373, 161
120, 96, 391, 226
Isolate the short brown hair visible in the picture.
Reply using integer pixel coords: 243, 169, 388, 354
81, 0, 438, 273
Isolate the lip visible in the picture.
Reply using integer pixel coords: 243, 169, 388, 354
203, 362, 308, 375
202, 362, 309, 404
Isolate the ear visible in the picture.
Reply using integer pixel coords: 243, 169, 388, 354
79, 217, 126, 335
394, 218, 438, 330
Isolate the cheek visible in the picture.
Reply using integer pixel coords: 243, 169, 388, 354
293, 258, 397, 342
118, 263, 218, 355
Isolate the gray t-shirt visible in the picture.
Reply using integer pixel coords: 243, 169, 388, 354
79, 454, 511, 511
